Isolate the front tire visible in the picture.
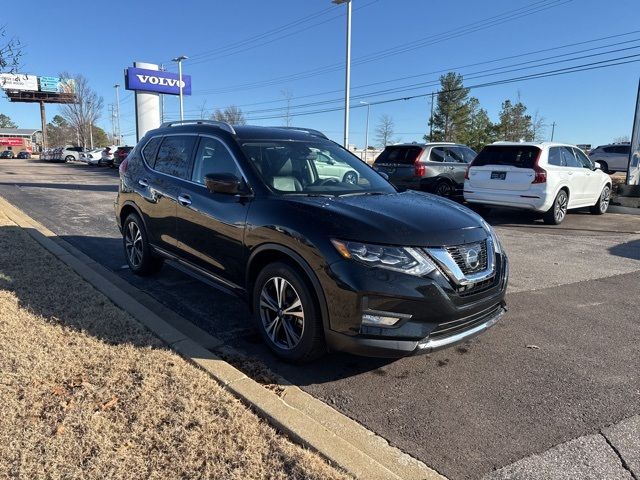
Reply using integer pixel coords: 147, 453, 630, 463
434, 180, 453, 197
253, 262, 325, 363
343, 171, 358, 184
65, 155, 74, 162
544, 189, 568, 225
590, 185, 611, 215
122, 213, 163, 276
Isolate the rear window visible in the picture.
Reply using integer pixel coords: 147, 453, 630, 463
472, 145, 540, 168
375, 146, 423, 165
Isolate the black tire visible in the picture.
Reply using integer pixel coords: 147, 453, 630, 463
342, 171, 358, 184
544, 189, 569, 225
122, 213, 163, 276
598, 161, 610, 175
65, 155, 74, 162
590, 184, 611, 215
252, 262, 325, 363
434, 180, 453, 197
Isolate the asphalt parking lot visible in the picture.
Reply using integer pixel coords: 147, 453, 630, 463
1, 158, 639, 479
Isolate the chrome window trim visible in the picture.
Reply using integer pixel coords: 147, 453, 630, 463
425, 237, 496, 286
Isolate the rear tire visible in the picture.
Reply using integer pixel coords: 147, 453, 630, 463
598, 161, 610, 175
65, 155, 74, 162
122, 213, 164, 276
343, 171, 358, 184
253, 262, 325, 363
434, 180, 453, 197
590, 185, 611, 215
544, 189, 568, 225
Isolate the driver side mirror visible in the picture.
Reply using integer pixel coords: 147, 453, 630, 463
205, 173, 245, 195
594, 161, 602, 171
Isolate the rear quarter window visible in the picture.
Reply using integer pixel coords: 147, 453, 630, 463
375, 146, 423, 165
472, 145, 541, 168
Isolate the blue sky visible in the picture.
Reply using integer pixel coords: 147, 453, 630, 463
2, 0, 639, 148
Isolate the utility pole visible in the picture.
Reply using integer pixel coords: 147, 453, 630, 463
360, 101, 370, 162
159, 64, 165, 123
551, 121, 556, 141
333, 0, 352, 148
109, 104, 115, 143
429, 91, 435, 141
172, 55, 188, 121
114, 84, 121, 145
39, 101, 47, 151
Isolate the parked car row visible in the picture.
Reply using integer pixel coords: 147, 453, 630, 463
1, 150, 32, 159
40, 145, 133, 167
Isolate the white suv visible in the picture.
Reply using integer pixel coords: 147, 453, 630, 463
464, 142, 612, 224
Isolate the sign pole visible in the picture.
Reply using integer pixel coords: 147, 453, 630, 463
39, 101, 47, 151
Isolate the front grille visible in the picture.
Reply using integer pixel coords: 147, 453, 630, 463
445, 240, 488, 275
456, 275, 498, 297
430, 305, 502, 340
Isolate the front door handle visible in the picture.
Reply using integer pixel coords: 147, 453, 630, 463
178, 194, 192, 206
138, 179, 149, 188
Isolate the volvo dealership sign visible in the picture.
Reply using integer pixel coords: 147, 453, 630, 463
125, 67, 191, 95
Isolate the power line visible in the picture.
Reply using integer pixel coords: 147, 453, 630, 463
193, 0, 571, 95
235, 55, 640, 121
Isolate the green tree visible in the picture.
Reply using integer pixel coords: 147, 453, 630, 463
427, 72, 472, 142
0, 113, 17, 128
91, 125, 110, 147
46, 115, 74, 147
458, 98, 496, 152
497, 99, 533, 141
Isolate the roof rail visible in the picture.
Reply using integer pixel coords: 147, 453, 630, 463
160, 119, 236, 135
277, 126, 328, 139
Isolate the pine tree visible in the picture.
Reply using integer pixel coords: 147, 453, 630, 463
427, 72, 472, 142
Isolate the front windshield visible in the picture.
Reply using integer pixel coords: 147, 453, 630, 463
241, 139, 395, 196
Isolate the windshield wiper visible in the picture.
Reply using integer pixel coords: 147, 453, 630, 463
336, 191, 386, 197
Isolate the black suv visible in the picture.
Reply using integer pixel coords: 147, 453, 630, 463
115, 121, 508, 362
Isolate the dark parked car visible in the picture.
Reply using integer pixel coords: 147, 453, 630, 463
1, 150, 15, 159
113, 146, 133, 168
17, 151, 31, 159
115, 121, 508, 362
374, 143, 477, 197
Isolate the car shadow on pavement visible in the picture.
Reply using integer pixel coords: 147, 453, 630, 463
608, 239, 640, 260
0, 182, 118, 192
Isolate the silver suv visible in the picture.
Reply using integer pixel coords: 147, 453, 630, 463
588, 143, 630, 174
373, 143, 477, 197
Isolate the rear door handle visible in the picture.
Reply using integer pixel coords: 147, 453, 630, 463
138, 179, 149, 187
178, 194, 192, 206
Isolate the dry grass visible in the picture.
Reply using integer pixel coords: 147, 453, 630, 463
0, 212, 349, 480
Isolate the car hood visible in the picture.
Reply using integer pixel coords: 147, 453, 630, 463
285, 190, 487, 247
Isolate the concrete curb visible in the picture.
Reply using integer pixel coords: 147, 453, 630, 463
0, 195, 444, 480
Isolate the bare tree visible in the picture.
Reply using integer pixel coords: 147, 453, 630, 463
58, 73, 103, 148
531, 110, 546, 142
281, 89, 293, 127
211, 105, 246, 125
613, 135, 630, 143
375, 114, 395, 147
197, 100, 209, 119
0, 27, 22, 73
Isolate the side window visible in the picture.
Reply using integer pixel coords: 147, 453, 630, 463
430, 147, 445, 162
142, 136, 163, 165
461, 147, 477, 163
446, 147, 465, 163
547, 147, 563, 166
615, 145, 631, 155
191, 136, 240, 185
603, 146, 615, 154
574, 148, 593, 169
154, 135, 197, 180
561, 147, 580, 168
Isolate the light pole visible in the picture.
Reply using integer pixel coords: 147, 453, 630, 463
360, 101, 370, 162
333, 0, 352, 148
172, 55, 188, 121
114, 84, 121, 145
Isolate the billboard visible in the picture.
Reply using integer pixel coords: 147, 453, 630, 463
39, 76, 76, 94
125, 67, 191, 96
627, 79, 640, 186
0, 73, 38, 92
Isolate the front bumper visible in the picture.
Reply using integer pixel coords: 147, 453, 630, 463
320, 251, 509, 357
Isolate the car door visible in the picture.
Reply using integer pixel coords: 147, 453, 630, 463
560, 147, 587, 205
446, 146, 470, 188
610, 145, 630, 172
175, 135, 252, 287
573, 147, 602, 204
138, 134, 197, 253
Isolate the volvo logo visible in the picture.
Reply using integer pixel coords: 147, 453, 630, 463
465, 248, 480, 269
135, 74, 185, 88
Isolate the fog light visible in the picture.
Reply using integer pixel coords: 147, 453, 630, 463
361, 310, 411, 327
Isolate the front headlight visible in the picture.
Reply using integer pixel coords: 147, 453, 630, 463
481, 220, 503, 254
331, 239, 436, 276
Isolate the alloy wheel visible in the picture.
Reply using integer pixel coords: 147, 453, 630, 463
436, 182, 452, 197
555, 191, 568, 223
124, 221, 144, 268
600, 186, 611, 213
259, 277, 305, 350
344, 172, 358, 184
